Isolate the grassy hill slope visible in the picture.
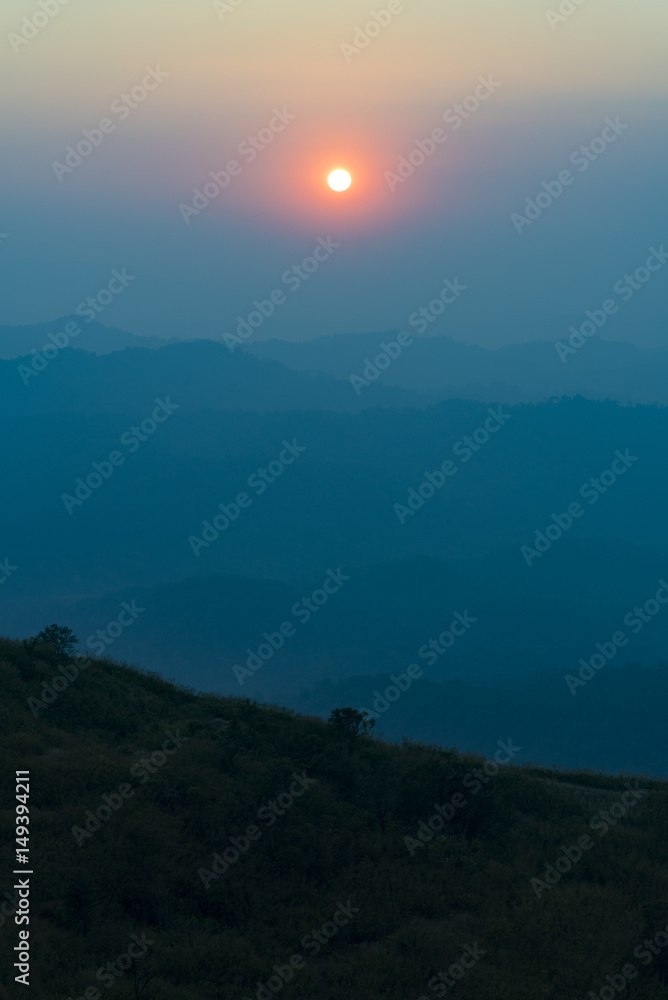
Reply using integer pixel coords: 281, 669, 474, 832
1, 638, 667, 999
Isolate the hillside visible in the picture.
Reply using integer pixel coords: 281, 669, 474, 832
10, 558, 667, 778
1, 638, 667, 998
288, 664, 668, 778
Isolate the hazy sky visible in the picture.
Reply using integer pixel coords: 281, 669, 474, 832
1, 0, 667, 346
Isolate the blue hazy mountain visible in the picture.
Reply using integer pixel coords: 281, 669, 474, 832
0, 316, 172, 358
0, 340, 428, 416
2, 392, 665, 613
5, 320, 668, 404
3, 333, 667, 776
246, 331, 668, 403
11, 560, 668, 776
287, 663, 668, 778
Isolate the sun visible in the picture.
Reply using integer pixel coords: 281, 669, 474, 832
328, 169, 352, 192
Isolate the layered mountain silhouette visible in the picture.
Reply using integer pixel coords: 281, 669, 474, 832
245, 330, 668, 404
4, 319, 668, 405
3, 324, 667, 776
3, 391, 665, 612
0, 316, 171, 358
0, 339, 427, 416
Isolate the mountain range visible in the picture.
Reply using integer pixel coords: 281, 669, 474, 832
2, 321, 666, 776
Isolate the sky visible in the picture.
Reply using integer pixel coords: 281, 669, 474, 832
1, 0, 667, 347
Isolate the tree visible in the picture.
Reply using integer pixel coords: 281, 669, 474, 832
327, 707, 375, 740
31, 624, 79, 656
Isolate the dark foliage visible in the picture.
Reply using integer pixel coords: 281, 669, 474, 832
0, 638, 667, 999
28, 624, 79, 657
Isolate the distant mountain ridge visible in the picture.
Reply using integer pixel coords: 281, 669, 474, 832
0, 339, 428, 416
2, 394, 666, 613
3, 319, 668, 404
245, 330, 668, 404
0, 316, 172, 358
2, 324, 667, 780
25, 544, 667, 698
287, 662, 668, 777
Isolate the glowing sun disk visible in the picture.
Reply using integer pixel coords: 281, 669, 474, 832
328, 169, 352, 192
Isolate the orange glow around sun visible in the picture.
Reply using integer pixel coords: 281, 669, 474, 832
209, 118, 441, 233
